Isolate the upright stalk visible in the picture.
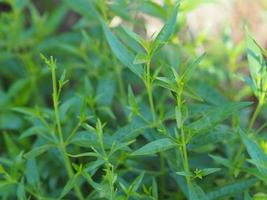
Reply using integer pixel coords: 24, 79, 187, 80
50, 65, 84, 200
232, 93, 265, 174
144, 60, 157, 126
176, 87, 191, 187
248, 94, 265, 131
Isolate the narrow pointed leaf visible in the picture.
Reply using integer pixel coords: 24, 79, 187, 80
239, 128, 267, 180
207, 178, 257, 200
101, 23, 143, 78
188, 102, 251, 134
153, 4, 179, 52
131, 138, 176, 156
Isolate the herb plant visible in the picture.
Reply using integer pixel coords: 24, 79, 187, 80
1, 0, 267, 199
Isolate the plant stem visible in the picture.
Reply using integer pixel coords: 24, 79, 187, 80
176, 89, 191, 187
145, 60, 157, 126
51, 67, 84, 200
256, 121, 267, 134
232, 94, 265, 176
51, 66, 64, 142
248, 95, 265, 131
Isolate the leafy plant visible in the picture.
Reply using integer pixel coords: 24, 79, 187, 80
1, 0, 267, 199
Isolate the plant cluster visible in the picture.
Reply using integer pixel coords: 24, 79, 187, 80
0, 0, 267, 199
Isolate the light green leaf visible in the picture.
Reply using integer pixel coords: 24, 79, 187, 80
0, 164, 5, 174
182, 54, 205, 83
82, 172, 103, 191
112, 117, 149, 142
246, 30, 266, 95
101, 23, 144, 78
134, 52, 148, 64
201, 168, 221, 176
131, 138, 176, 156
25, 158, 39, 185
207, 178, 257, 200
176, 171, 193, 177
188, 102, 251, 134
209, 154, 232, 168
63, 0, 100, 21
121, 26, 146, 51
24, 145, 53, 159
3, 132, 20, 158
16, 179, 26, 200
189, 125, 234, 149
152, 3, 179, 53
129, 172, 145, 193
239, 128, 267, 180
60, 174, 80, 198
189, 183, 207, 200
19, 126, 48, 140
128, 85, 139, 114
152, 178, 158, 199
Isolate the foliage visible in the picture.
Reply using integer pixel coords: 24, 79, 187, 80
0, 0, 267, 199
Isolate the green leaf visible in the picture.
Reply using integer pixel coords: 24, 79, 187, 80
120, 26, 146, 51
25, 158, 40, 185
96, 74, 115, 106
188, 102, 251, 134
200, 168, 221, 177
189, 183, 207, 200
63, 0, 100, 21
12, 107, 38, 118
246, 30, 266, 95
0, 164, 5, 174
60, 174, 80, 198
152, 3, 179, 53
152, 178, 158, 199
82, 172, 103, 191
176, 171, 193, 177
16, 179, 26, 200
182, 54, 205, 83
244, 191, 253, 200
184, 86, 204, 102
3, 132, 20, 158
128, 85, 139, 114
19, 126, 48, 140
0, 112, 23, 130
140, 0, 167, 19
101, 22, 144, 78
134, 52, 148, 64
239, 128, 267, 180
112, 117, 149, 142
24, 145, 53, 159
155, 77, 176, 92
45, 5, 67, 35
84, 159, 105, 173
189, 125, 234, 149
131, 138, 176, 156
206, 178, 257, 200
209, 154, 232, 168
129, 172, 145, 193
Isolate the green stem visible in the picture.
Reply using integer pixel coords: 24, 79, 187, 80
51, 67, 64, 142
256, 121, 267, 134
145, 60, 157, 126
115, 60, 126, 101
176, 89, 191, 187
248, 95, 265, 131
232, 94, 265, 175
159, 152, 166, 199
181, 126, 190, 186
51, 67, 84, 200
